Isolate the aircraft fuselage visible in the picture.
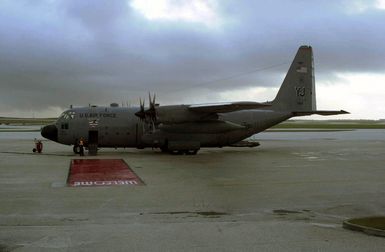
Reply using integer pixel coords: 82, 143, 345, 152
45, 106, 291, 149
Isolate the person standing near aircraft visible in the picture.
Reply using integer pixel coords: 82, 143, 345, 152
79, 137, 84, 156
36, 140, 43, 153
33, 138, 43, 153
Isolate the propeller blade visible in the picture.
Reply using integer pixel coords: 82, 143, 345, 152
148, 92, 152, 108
135, 97, 146, 119
136, 93, 158, 128
148, 92, 156, 109
140, 98, 145, 111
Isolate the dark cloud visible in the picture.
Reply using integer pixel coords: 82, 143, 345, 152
0, 0, 384, 116
64, 0, 129, 29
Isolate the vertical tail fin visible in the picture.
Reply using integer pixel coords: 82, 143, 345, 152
272, 45, 316, 112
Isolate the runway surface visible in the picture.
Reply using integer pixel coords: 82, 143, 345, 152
1, 130, 385, 251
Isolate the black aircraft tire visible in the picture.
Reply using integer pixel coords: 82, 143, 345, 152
185, 150, 198, 155
169, 150, 198, 155
73, 145, 80, 154
169, 150, 183, 155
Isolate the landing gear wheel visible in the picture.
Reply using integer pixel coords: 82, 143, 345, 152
169, 150, 183, 155
169, 149, 199, 155
73, 145, 80, 154
160, 147, 168, 153
160, 139, 169, 153
185, 150, 198, 155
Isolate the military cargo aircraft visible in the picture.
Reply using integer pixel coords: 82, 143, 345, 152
41, 46, 348, 155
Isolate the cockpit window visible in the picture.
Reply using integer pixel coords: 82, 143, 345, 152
59, 111, 76, 120
68, 111, 76, 119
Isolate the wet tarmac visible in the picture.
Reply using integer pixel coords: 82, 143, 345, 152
1, 130, 385, 251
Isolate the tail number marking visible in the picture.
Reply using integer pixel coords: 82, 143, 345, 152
295, 87, 306, 97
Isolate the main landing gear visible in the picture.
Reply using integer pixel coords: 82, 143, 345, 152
169, 150, 199, 155
161, 148, 199, 155
73, 145, 80, 154
160, 140, 200, 155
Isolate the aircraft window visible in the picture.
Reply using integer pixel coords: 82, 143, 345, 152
61, 123, 69, 129
68, 111, 76, 119
59, 111, 75, 120
59, 113, 66, 119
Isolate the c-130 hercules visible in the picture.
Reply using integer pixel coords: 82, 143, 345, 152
41, 46, 348, 155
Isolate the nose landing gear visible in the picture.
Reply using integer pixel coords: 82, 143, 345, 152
73, 145, 80, 154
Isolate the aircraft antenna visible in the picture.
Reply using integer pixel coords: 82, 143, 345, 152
173, 61, 290, 92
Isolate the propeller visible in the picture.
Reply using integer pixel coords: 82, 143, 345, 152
146, 92, 157, 122
134, 93, 158, 130
134, 98, 146, 120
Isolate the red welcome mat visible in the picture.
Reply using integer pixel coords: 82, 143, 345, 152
67, 159, 144, 187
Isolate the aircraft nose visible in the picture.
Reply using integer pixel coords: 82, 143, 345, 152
41, 124, 58, 142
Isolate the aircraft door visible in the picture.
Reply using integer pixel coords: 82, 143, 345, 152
88, 130, 98, 155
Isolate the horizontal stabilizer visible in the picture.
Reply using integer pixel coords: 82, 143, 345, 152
188, 102, 270, 114
292, 110, 350, 116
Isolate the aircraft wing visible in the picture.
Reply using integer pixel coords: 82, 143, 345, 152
188, 102, 271, 114
292, 110, 350, 116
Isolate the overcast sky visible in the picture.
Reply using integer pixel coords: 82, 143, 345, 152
1, 0, 385, 119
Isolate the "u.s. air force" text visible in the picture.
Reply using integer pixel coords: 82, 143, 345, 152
79, 113, 116, 118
